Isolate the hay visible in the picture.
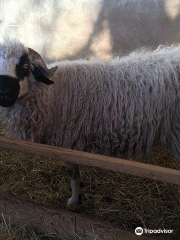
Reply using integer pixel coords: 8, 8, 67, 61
0, 213, 61, 240
0, 146, 179, 239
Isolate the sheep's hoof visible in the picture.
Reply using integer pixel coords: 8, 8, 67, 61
67, 196, 81, 207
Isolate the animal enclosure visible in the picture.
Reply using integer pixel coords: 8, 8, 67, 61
0, 1, 180, 239
0, 135, 179, 239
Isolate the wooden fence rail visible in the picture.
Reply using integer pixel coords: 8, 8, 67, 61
0, 136, 180, 185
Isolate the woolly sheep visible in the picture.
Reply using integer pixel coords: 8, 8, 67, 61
0, 39, 180, 206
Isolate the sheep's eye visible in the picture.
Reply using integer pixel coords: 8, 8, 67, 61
16, 53, 30, 79
23, 64, 29, 69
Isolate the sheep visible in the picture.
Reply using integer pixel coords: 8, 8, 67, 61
0, 39, 180, 206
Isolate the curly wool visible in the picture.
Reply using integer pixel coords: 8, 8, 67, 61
1, 46, 180, 159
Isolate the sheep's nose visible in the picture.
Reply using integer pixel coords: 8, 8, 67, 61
0, 90, 10, 97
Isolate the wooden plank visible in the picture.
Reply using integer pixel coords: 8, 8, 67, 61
0, 192, 159, 240
0, 136, 179, 185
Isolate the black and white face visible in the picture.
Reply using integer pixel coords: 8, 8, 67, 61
0, 40, 57, 108
0, 53, 30, 107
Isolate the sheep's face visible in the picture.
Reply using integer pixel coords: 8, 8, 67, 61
0, 48, 30, 107
0, 39, 57, 108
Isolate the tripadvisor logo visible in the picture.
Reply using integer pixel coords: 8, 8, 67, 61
135, 227, 143, 235
135, 227, 173, 235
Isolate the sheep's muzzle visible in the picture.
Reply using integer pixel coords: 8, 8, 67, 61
0, 75, 20, 107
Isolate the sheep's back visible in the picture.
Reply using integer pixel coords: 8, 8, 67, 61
48, 49, 180, 157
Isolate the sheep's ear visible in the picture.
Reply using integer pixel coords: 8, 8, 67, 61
28, 48, 58, 85
31, 64, 57, 85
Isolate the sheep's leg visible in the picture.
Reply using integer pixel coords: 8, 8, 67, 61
67, 163, 82, 207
